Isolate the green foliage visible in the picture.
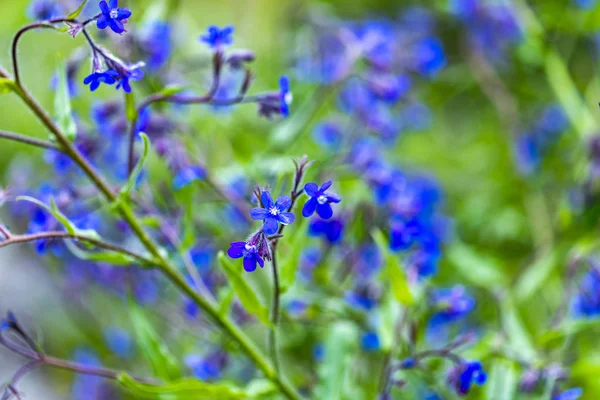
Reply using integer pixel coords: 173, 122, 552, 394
372, 229, 412, 305
54, 62, 77, 141
67, 0, 89, 19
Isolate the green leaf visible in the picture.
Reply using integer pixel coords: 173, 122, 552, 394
217, 252, 271, 327
67, 0, 89, 19
314, 322, 360, 400
218, 286, 235, 317
54, 63, 77, 141
0, 78, 17, 94
501, 296, 537, 361
117, 373, 246, 399
279, 217, 309, 293
514, 251, 557, 303
446, 241, 509, 290
130, 304, 182, 381
371, 229, 412, 305
64, 240, 138, 266
120, 132, 150, 198
485, 360, 517, 400
158, 84, 186, 97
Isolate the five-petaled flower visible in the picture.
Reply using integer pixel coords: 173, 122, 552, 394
97, 0, 132, 35
251, 191, 295, 235
83, 70, 119, 91
200, 25, 234, 49
302, 181, 342, 219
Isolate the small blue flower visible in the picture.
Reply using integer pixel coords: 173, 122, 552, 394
185, 351, 227, 381
115, 67, 144, 93
227, 242, 265, 272
312, 121, 344, 151
142, 22, 172, 70
173, 166, 206, 190
103, 326, 133, 358
413, 37, 446, 77
450, 361, 487, 395
27, 0, 64, 20
83, 70, 119, 92
309, 218, 344, 244
200, 25, 234, 49
97, 0, 132, 35
302, 181, 342, 219
361, 332, 380, 352
573, 267, 600, 317
250, 191, 295, 235
400, 357, 416, 369
553, 388, 583, 400
279, 76, 292, 117
257, 76, 293, 119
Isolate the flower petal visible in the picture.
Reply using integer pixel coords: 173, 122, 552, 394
262, 217, 278, 235
326, 192, 342, 203
243, 255, 257, 272
99, 1, 110, 14
320, 180, 332, 192
257, 256, 264, 268
275, 195, 291, 211
277, 212, 295, 225
316, 202, 333, 219
90, 80, 100, 92
96, 15, 109, 29
250, 208, 269, 221
304, 182, 319, 197
302, 198, 317, 217
227, 243, 245, 258
117, 8, 132, 20
109, 19, 124, 34
109, 0, 118, 9
261, 191, 273, 209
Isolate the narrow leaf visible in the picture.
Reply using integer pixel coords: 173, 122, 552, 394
515, 250, 557, 303
67, 0, 89, 19
217, 252, 271, 327
485, 360, 517, 400
64, 240, 138, 267
371, 229, 412, 305
54, 63, 77, 141
121, 132, 150, 197
446, 241, 509, 290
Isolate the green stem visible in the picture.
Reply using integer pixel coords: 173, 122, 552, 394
11, 78, 302, 400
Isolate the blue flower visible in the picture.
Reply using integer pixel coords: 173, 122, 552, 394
173, 166, 206, 190
83, 70, 119, 92
573, 267, 600, 317
97, 0, 132, 35
572, 0, 595, 9
361, 332, 380, 352
200, 25, 234, 49
309, 218, 344, 244
257, 76, 293, 119
428, 285, 475, 333
27, 0, 64, 20
450, 361, 487, 395
553, 388, 583, 400
250, 191, 295, 235
390, 217, 423, 251
142, 22, 172, 70
413, 37, 446, 77
279, 76, 292, 117
115, 66, 144, 93
103, 326, 133, 358
185, 351, 227, 381
312, 121, 344, 151
302, 181, 342, 219
227, 242, 265, 272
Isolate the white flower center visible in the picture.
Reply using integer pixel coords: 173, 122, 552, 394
284, 93, 293, 105
317, 195, 328, 205
269, 206, 280, 216
110, 9, 119, 18
245, 244, 256, 252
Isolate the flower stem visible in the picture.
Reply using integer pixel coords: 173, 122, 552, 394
0, 130, 63, 151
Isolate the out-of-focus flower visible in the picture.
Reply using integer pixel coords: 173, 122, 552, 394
200, 25, 234, 49
83, 70, 119, 92
309, 218, 344, 244
447, 360, 487, 395
27, 0, 64, 20
361, 332, 380, 351
573, 266, 600, 317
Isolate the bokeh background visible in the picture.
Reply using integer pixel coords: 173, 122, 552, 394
1, 0, 600, 399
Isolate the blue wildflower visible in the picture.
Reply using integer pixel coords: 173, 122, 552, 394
573, 267, 600, 317
361, 332, 380, 352
97, 0, 132, 35
344, 287, 377, 310
553, 388, 583, 400
302, 181, 342, 219
413, 37, 446, 77
258, 76, 293, 119
227, 231, 272, 272
390, 217, 423, 251
400, 357, 416, 369
200, 25, 234, 49
115, 66, 144, 93
103, 326, 133, 358
142, 22, 172, 70
449, 361, 487, 395
173, 166, 206, 190
83, 70, 119, 92
309, 218, 344, 244
572, 0, 595, 9
185, 351, 227, 381
312, 121, 344, 151
250, 191, 295, 235
428, 286, 475, 329
27, 0, 64, 20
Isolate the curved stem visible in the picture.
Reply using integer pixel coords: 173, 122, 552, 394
269, 252, 282, 373
0, 131, 63, 151
0, 231, 156, 266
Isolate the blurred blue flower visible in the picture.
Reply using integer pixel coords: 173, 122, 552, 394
185, 351, 227, 381
429, 286, 475, 328
97, 0, 131, 35
250, 191, 295, 235
83, 70, 119, 92
413, 37, 446, 77
303, 181, 342, 219
553, 388, 583, 400
200, 25, 234, 49
103, 326, 133, 358
141, 22, 172, 70
573, 266, 600, 317
115, 66, 144, 93
344, 287, 377, 311
449, 360, 487, 395
309, 218, 344, 244
173, 166, 206, 190
27, 0, 64, 20
361, 332, 380, 352
312, 121, 344, 151
572, 0, 596, 9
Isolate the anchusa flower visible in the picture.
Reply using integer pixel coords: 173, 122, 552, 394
97, 0, 132, 35
312, 120, 344, 151
27, 0, 64, 20
302, 181, 342, 219
139, 22, 172, 70
447, 360, 487, 395
258, 76, 293, 119
200, 25, 235, 49
553, 388, 583, 400
83, 70, 119, 92
250, 190, 295, 235
185, 351, 228, 381
361, 332, 381, 352
227, 230, 272, 272
428, 286, 475, 327
572, 265, 600, 317
309, 218, 344, 244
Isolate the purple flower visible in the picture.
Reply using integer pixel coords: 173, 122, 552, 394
185, 351, 228, 381
97, 0, 132, 35
250, 191, 295, 235
302, 181, 342, 219
83, 70, 119, 92
448, 361, 487, 395
227, 231, 272, 272
200, 25, 234, 49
